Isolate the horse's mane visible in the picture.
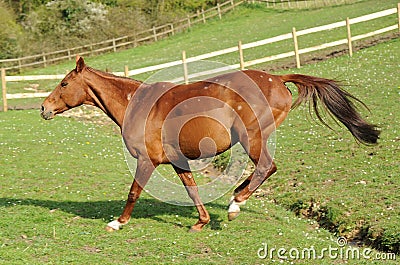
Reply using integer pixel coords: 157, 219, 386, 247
86, 66, 143, 85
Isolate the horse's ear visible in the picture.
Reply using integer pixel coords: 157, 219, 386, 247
76, 55, 85, 73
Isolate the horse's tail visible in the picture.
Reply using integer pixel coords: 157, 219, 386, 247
280, 74, 380, 145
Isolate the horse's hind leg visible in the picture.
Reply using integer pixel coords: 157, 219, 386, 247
228, 143, 276, 221
173, 162, 210, 232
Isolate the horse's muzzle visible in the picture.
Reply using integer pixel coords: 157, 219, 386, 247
40, 105, 55, 120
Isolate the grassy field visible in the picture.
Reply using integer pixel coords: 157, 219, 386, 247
0, 1, 399, 264
0, 35, 398, 265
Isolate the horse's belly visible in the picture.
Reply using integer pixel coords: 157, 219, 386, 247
163, 116, 232, 160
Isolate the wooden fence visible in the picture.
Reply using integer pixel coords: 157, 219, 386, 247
0, 0, 241, 71
0, 0, 365, 71
1, 4, 400, 112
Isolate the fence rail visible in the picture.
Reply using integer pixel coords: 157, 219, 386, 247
1, 3, 400, 111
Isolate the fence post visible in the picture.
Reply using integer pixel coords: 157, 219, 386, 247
124, 66, 129, 77
397, 3, 400, 32
153, 27, 158, 41
182, 51, 189, 85
346, 17, 353, 57
292, 27, 301, 68
170, 24, 175, 35
201, 9, 206, 23
113, 38, 117, 52
217, 3, 222, 19
1, 68, 7, 112
42, 53, 47, 67
238, 41, 245, 70
187, 15, 191, 28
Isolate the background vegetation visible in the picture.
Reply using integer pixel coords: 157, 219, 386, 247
0, 0, 219, 58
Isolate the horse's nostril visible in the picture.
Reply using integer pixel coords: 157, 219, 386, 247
41, 105, 45, 112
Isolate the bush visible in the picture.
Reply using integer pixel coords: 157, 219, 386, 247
0, 3, 22, 59
7, 0, 221, 56
21, 0, 110, 52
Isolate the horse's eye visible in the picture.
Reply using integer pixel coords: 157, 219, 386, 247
61, 82, 68, 87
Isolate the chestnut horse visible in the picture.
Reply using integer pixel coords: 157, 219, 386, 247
41, 56, 379, 232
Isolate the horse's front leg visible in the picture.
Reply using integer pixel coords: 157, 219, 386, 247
106, 159, 155, 232
173, 162, 210, 232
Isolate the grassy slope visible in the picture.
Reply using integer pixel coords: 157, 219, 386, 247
3, 0, 398, 108
2, 0, 398, 112
12, 0, 399, 75
0, 1, 399, 263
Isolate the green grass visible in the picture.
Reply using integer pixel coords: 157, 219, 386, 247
0, 111, 397, 265
0, 38, 399, 264
0, 1, 399, 263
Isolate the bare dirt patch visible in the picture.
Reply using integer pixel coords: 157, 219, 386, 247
262, 32, 399, 72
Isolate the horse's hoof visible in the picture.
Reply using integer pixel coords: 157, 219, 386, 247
228, 212, 240, 221
228, 196, 245, 221
105, 220, 122, 232
105, 225, 117, 232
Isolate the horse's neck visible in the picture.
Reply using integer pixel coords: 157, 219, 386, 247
85, 70, 142, 128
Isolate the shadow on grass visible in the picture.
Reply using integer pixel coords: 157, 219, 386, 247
0, 197, 244, 231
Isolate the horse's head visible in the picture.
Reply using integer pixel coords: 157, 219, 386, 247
41, 56, 92, 120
